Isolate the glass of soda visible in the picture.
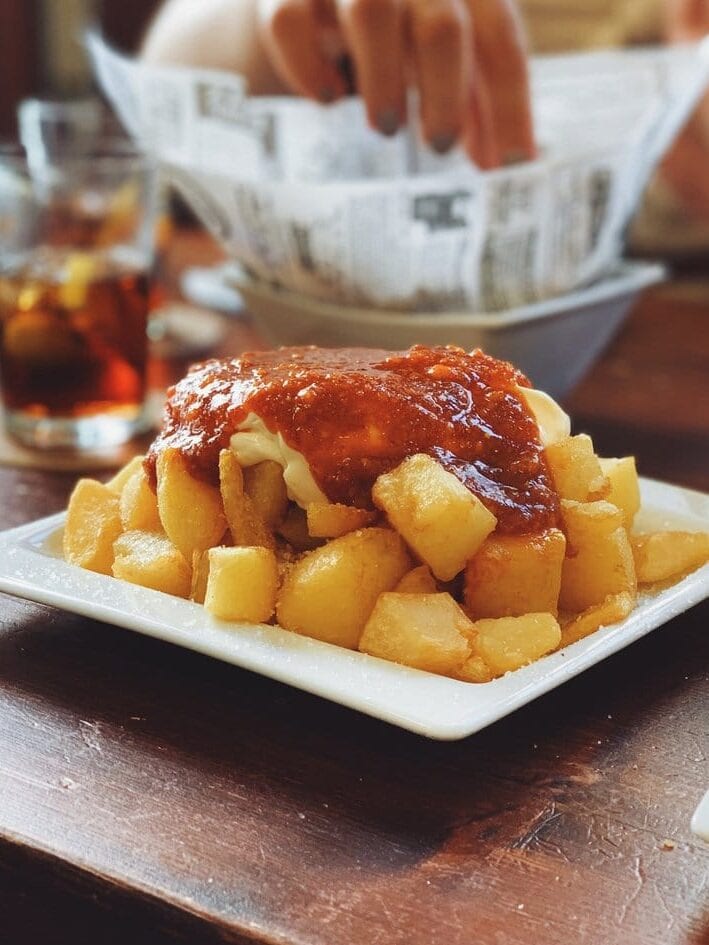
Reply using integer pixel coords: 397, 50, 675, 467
0, 140, 157, 450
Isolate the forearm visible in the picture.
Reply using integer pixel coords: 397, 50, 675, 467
141, 0, 286, 94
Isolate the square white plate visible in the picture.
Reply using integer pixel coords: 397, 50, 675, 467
0, 477, 707, 740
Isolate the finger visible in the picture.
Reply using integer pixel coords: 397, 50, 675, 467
337, 0, 407, 135
665, 0, 709, 40
311, 0, 346, 58
466, 0, 536, 164
661, 115, 709, 218
260, 0, 348, 102
463, 61, 500, 169
408, 0, 469, 152
663, 0, 709, 148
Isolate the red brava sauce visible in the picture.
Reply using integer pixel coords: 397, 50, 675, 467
146, 345, 560, 534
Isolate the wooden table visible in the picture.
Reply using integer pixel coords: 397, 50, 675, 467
1, 240, 708, 945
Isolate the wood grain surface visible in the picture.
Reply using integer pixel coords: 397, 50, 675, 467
1, 240, 708, 945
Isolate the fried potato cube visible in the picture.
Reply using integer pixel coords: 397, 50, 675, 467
372, 453, 496, 581
306, 502, 376, 539
243, 460, 288, 527
112, 530, 191, 598
120, 466, 162, 532
105, 455, 144, 494
631, 531, 709, 584
395, 564, 438, 594
559, 592, 635, 648
64, 478, 123, 575
464, 529, 566, 618
276, 527, 411, 649
599, 456, 641, 527
156, 448, 226, 560
359, 593, 473, 675
545, 434, 608, 501
204, 546, 278, 623
190, 549, 210, 604
559, 500, 636, 612
473, 613, 561, 676
219, 450, 273, 549
455, 655, 495, 684
277, 505, 323, 551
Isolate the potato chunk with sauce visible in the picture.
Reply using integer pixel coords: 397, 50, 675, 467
277, 505, 323, 551
455, 655, 495, 684
472, 613, 561, 676
157, 448, 226, 559
631, 531, 709, 584
64, 478, 123, 575
112, 530, 192, 598
276, 527, 411, 649
219, 450, 274, 549
559, 500, 636, 613
204, 546, 278, 623
559, 592, 635, 648
243, 461, 288, 528
372, 453, 496, 581
394, 565, 438, 594
306, 502, 376, 539
598, 457, 641, 528
545, 434, 608, 502
359, 593, 473, 675
190, 549, 210, 604
105, 455, 144, 495
120, 466, 162, 532
464, 529, 566, 618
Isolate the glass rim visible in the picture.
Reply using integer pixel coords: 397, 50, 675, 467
18, 95, 102, 115
0, 137, 156, 173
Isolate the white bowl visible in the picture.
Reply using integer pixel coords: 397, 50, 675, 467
234, 261, 665, 399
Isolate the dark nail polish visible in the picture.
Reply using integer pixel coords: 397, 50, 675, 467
376, 109, 399, 136
431, 133, 455, 155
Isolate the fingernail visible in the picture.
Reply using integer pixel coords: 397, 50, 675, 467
336, 54, 356, 95
502, 149, 530, 166
376, 108, 400, 136
319, 86, 337, 104
431, 133, 455, 155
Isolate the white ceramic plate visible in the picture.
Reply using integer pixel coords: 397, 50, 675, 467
0, 477, 707, 740
692, 789, 709, 841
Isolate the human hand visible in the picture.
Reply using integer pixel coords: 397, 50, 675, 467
258, 0, 536, 168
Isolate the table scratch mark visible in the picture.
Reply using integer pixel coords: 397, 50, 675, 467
79, 719, 103, 753
4, 766, 58, 793
512, 801, 563, 854
617, 854, 644, 926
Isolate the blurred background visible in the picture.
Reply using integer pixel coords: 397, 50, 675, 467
0, 1, 158, 136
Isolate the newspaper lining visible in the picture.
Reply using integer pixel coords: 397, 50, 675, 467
90, 35, 709, 311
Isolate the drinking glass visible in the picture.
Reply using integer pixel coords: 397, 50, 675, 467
18, 98, 105, 163
0, 141, 158, 449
